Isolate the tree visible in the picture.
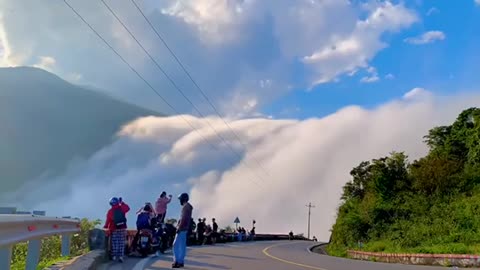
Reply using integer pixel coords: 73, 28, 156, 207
424, 108, 480, 163
224, 226, 235, 233
371, 152, 409, 201
71, 218, 102, 254
465, 109, 480, 164
424, 126, 451, 152
410, 154, 463, 195
342, 161, 371, 200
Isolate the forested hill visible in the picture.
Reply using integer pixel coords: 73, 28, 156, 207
328, 107, 480, 255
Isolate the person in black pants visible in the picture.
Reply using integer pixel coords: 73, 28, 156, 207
212, 218, 218, 245
196, 218, 205, 245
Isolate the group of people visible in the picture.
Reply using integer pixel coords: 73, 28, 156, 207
103, 192, 193, 268
188, 217, 219, 245
236, 227, 255, 241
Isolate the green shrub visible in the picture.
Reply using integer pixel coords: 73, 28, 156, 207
11, 218, 101, 270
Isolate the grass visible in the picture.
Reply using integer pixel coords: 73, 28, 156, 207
11, 256, 71, 270
336, 240, 480, 255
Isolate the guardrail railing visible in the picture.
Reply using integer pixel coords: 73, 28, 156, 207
0, 215, 81, 270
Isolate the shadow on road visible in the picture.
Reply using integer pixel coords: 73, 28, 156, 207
191, 251, 259, 261
148, 255, 232, 270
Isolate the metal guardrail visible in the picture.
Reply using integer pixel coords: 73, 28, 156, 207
0, 214, 81, 270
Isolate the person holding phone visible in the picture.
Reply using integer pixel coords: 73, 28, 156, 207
155, 192, 172, 224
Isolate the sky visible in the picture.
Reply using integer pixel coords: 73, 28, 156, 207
1, 0, 480, 240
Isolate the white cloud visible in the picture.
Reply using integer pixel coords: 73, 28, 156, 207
65, 72, 83, 83
33, 56, 56, 71
360, 66, 380, 83
385, 73, 395, 80
476, 0, 480, 6
303, 1, 417, 85
403, 87, 431, 100
404, 31, 446, 45
4, 89, 480, 241
159, 0, 247, 45
0, 21, 27, 67
360, 75, 379, 83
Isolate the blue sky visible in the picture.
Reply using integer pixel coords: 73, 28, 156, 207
264, 0, 480, 119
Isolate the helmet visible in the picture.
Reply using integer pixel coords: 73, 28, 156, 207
109, 197, 119, 206
178, 193, 189, 202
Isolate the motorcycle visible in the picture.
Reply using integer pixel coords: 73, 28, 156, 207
137, 229, 154, 257
133, 220, 169, 257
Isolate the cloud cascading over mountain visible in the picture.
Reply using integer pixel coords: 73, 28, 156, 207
5, 88, 480, 240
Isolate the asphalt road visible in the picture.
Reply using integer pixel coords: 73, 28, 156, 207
101, 241, 473, 270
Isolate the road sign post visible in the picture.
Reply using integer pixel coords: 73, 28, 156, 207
234, 217, 240, 230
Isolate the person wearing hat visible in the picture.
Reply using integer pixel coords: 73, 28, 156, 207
172, 193, 193, 268
103, 197, 130, 263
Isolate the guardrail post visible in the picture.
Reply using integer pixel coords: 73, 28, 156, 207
0, 246, 12, 270
26, 239, 41, 270
61, 234, 71, 257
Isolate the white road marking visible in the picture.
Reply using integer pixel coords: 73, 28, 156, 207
132, 255, 156, 270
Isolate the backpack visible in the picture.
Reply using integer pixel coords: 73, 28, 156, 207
136, 212, 151, 229
190, 219, 196, 232
112, 208, 126, 229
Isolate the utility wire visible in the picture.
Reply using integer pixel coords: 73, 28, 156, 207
63, 0, 265, 189
100, 0, 268, 185
130, 0, 271, 177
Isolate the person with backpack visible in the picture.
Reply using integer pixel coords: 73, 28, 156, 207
188, 218, 197, 245
155, 192, 172, 224
103, 197, 130, 263
172, 193, 193, 268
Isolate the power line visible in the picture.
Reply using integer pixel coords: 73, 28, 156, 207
130, 0, 271, 178
99, 0, 269, 185
62, 0, 265, 189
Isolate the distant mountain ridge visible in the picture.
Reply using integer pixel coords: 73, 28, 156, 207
0, 66, 162, 193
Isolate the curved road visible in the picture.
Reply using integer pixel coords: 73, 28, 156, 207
102, 241, 473, 270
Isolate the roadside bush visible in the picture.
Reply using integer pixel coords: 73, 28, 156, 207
11, 218, 100, 270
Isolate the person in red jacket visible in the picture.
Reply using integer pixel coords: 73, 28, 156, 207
104, 197, 130, 263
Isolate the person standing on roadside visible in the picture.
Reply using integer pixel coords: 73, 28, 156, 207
196, 218, 205, 245
156, 192, 172, 224
104, 197, 130, 263
211, 218, 218, 245
172, 193, 193, 268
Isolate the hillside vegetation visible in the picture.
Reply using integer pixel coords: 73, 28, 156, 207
328, 108, 480, 256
